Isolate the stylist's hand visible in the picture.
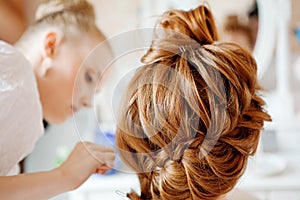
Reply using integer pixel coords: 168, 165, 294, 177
57, 142, 115, 190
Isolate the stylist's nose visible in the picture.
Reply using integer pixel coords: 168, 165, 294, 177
81, 96, 92, 108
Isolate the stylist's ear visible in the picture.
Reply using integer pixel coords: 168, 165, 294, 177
43, 32, 62, 58
39, 32, 62, 77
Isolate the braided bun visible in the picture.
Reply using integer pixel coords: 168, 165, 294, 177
116, 4, 271, 200
160, 5, 218, 45
142, 5, 218, 66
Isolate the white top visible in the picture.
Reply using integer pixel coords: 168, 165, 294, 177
0, 41, 44, 176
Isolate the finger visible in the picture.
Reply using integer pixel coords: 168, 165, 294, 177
93, 144, 115, 152
96, 168, 110, 175
95, 164, 112, 174
93, 152, 115, 166
98, 164, 112, 171
84, 142, 115, 152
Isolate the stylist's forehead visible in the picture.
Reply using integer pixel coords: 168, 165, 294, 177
83, 40, 114, 82
85, 40, 113, 69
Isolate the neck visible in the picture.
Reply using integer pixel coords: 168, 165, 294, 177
15, 37, 43, 75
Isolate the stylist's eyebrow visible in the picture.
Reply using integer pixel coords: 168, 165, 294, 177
84, 65, 98, 76
85, 64, 103, 75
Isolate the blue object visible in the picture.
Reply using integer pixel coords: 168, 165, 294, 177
295, 27, 300, 43
94, 128, 123, 176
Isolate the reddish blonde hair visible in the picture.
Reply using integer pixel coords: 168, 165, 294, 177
116, 5, 271, 200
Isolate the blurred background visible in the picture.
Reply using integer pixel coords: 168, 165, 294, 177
2, 0, 300, 199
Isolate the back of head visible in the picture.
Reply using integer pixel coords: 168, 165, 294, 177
116, 4, 271, 200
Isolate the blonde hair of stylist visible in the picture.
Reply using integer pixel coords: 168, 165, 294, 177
0, 0, 115, 199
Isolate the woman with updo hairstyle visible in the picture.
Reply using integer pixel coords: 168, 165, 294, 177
116, 4, 271, 200
0, 0, 115, 199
